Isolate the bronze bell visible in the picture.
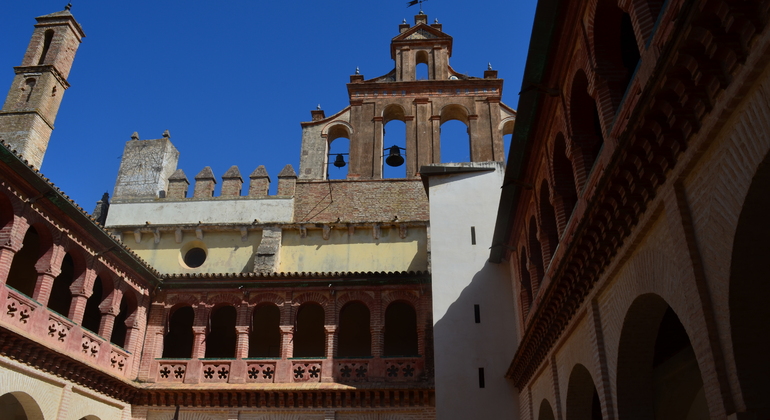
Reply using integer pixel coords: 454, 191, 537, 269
385, 145, 405, 167
333, 154, 347, 168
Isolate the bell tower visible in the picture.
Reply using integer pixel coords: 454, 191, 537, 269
0, 6, 85, 168
298, 13, 515, 180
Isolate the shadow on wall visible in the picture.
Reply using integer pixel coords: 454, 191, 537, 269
432, 260, 520, 417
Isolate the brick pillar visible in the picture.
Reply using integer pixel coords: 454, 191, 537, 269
430, 115, 441, 164
0, 216, 29, 286
277, 165, 297, 196
325, 325, 337, 358
68, 268, 96, 324
32, 243, 65, 307
235, 326, 249, 359
468, 114, 480, 161
280, 325, 294, 359
0, 247, 19, 286
221, 166, 243, 197
193, 167, 217, 198
404, 116, 418, 178
99, 312, 117, 341
371, 326, 383, 357
167, 169, 189, 199
192, 326, 207, 358
249, 166, 270, 197
373, 117, 384, 179
124, 305, 146, 363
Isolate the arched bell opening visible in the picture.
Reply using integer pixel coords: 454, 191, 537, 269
294, 303, 325, 357
416, 50, 430, 80
250, 303, 281, 358
337, 301, 371, 357
163, 305, 195, 358
326, 124, 352, 180
617, 294, 709, 420
205, 304, 237, 358
383, 104, 408, 179
730, 150, 770, 418
439, 104, 471, 163
566, 364, 604, 420
384, 301, 418, 357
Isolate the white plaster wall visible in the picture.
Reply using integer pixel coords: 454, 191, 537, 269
105, 198, 294, 227
426, 162, 519, 419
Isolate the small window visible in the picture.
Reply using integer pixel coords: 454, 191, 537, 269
184, 248, 206, 268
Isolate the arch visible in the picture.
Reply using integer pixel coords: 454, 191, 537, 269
551, 132, 578, 226
323, 122, 353, 142
250, 303, 281, 358
730, 150, 770, 417
538, 399, 556, 420
617, 294, 709, 420
6, 225, 43, 297
326, 123, 352, 180
205, 304, 237, 358
382, 104, 407, 124
163, 305, 195, 358
519, 247, 533, 317
383, 118, 407, 179
592, 0, 641, 110
47, 252, 76, 316
538, 180, 559, 263
110, 290, 137, 348
528, 216, 545, 286
0, 392, 45, 420
337, 301, 371, 357
81, 275, 105, 333
565, 364, 603, 420
415, 50, 430, 80
294, 302, 325, 357
569, 70, 604, 186
38, 29, 54, 65
500, 117, 515, 136
439, 104, 470, 126
335, 291, 375, 313
384, 301, 418, 356
206, 293, 242, 307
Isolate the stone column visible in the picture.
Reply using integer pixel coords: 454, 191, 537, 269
32, 243, 65, 307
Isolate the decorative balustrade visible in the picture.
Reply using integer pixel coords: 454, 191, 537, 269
0, 284, 134, 379
152, 356, 425, 385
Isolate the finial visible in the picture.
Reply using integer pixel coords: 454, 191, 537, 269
131, 132, 139, 140
162, 130, 170, 139
403, 19, 407, 24
317, 104, 321, 110
355, 66, 360, 75
65, 3, 72, 11
435, 18, 439, 23
488, 62, 493, 70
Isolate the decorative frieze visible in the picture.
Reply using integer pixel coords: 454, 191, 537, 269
292, 361, 322, 382
157, 362, 187, 382
246, 362, 276, 383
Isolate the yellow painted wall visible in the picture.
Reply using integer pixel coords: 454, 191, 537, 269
125, 230, 263, 274
279, 226, 427, 273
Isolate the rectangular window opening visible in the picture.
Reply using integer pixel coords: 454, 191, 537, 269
471, 226, 476, 245
478, 367, 485, 388
474, 304, 480, 323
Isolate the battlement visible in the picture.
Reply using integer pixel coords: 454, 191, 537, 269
164, 164, 297, 200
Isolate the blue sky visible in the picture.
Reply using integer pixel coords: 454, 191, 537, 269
0, 1, 536, 210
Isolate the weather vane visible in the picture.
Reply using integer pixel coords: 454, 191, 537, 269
407, 0, 428, 13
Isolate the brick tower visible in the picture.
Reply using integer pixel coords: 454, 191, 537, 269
0, 6, 84, 169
